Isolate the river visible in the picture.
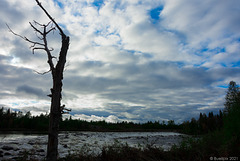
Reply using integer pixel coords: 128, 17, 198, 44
0, 131, 187, 160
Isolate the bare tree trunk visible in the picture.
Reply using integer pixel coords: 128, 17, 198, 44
47, 35, 69, 161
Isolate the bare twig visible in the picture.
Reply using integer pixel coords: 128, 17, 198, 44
7, 22, 57, 72
32, 47, 45, 54
60, 105, 72, 114
35, 32, 44, 40
33, 69, 51, 75
29, 22, 43, 35
46, 27, 56, 35
40, 26, 55, 72
6, 24, 45, 47
49, 47, 54, 52
63, 61, 70, 72
33, 20, 45, 27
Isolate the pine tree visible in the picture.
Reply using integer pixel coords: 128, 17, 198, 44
224, 81, 240, 113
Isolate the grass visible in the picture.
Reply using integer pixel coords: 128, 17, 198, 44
57, 130, 239, 161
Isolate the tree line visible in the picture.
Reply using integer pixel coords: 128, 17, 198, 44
0, 108, 230, 134
0, 108, 179, 132
181, 81, 240, 136
0, 109, 49, 131
180, 110, 224, 135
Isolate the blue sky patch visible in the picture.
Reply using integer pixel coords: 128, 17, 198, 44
231, 61, 240, 67
198, 47, 226, 56
217, 85, 228, 88
11, 103, 19, 107
200, 48, 208, 52
205, 47, 225, 53
54, 0, 64, 8
150, 6, 164, 22
92, 0, 104, 10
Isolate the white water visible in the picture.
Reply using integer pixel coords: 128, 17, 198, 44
0, 131, 187, 160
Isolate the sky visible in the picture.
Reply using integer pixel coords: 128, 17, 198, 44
0, 0, 240, 123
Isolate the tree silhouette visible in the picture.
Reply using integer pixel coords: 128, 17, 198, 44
224, 81, 239, 113
7, 1, 70, 160
224, 81, 240, 143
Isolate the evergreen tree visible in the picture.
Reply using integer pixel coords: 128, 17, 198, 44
224, 81, 240, 113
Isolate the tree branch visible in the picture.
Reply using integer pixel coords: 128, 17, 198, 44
32, 47, 45, 54
33, 20, 45, 27
39, 25, 55, 72
6, 24, 45, 47
60, 105, 72, 114
29, 22, 43, 35
7, 18, 58, 73
36, 0, 66, 37
46, 27, 56, 35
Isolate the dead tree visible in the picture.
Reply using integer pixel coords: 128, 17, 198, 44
8, 1, 70, 160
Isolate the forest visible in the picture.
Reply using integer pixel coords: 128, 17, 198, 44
0, 106, 224, 134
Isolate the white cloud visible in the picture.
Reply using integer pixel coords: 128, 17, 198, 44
161, 0, 240, 59
70, 114, 125, 123
1, 0, 240, 123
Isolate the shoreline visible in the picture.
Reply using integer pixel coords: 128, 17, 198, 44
0, 129, 181, 135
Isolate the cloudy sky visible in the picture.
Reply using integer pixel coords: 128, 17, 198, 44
0, 0, 240, 123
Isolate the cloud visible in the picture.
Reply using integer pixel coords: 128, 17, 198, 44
0, 0, 26, 25
70, 113, 125, 123
16, 85, 46, 98
1, 0, 240, 123
161, 0, 240, 65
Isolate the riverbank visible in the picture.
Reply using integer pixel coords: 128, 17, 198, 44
0, 131, 186, 160
1, 130, 239, 161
